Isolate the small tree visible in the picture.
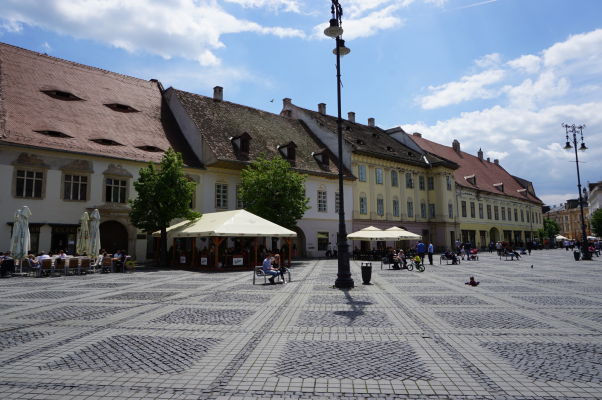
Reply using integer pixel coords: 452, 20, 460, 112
239, 156, 309, 230
542, 218, 560, 247
591, 208, 602, 237
130, 148, 200, 266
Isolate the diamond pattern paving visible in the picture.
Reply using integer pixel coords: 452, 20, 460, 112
412, 295, 489, 305
45, 335, 221, 374
435, 311, 552, 329
296, 310, 394, 327
0, 331, 52, 351
200, 292, 270, 303
307, 294, 375, 305
19, 305, 130, 321
277, 340, 432, 380
100, 291, 178, 301
482, 342, 602, 384
153, 308, 255, 325
512, 295, 601, 306
5, 291, 86, 299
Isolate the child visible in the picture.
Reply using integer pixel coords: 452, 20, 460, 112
465, 276, 479, 286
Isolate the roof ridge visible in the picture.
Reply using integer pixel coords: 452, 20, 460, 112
0, 41, 156, 87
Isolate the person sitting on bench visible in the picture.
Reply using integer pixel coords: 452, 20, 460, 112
262, 251, 286, 284
444, 250, 459, 264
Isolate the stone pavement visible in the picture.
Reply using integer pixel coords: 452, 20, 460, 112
1, 249, 601, 399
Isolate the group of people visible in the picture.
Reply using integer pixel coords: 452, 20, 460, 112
262, 251, 287, 284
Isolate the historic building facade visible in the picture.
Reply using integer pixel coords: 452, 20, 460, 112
546, 199, 591, 240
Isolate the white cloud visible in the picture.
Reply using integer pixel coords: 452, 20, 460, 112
475, 53, 502, 69
504, 71, 570, 109
224, 0, 302, 13
540, 193, 578, 207
485, 150, 508, 160
418, 69, 505, 109
543, 28, 602, 67
0, 0, 304, 66
507, 54, 541, 74
41, 41, 52, 53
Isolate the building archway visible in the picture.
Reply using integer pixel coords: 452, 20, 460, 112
489, 227, 499, 243
291, 227, 306, 258
100, 220, 129, 254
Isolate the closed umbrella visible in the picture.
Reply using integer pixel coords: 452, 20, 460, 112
9, 209, 22, 257
19, 206, 31, 259
76, 211, 91, 255
89, 209, 101, 260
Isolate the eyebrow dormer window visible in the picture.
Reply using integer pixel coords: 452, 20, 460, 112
136, 145, 163, 152
104, 103, 139, 113
312, 150, 329, 167
493, 182, 504, 192
34, 130, 73, 138
41, 90, 83, 101
90, 138, 123, 146
465, 174, 477, 185
230, 132, 251, 157
277, 141, 297, 162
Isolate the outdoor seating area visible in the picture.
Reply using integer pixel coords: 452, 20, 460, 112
1, 254, 133, 278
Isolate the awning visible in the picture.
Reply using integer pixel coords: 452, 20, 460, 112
347, 226, 420, 241
153, 209, 297, 238
385, 226, 422, 240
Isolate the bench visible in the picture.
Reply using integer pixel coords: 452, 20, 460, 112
440, 254, 460, 265
253, 266, 291, 285
500, 252, 518, 261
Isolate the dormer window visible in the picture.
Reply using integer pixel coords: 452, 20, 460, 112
277, 141, 297, 162
41, 90, 83, 101
34, 130, 72, 138
386, 146, 394, 152
104, 103, 138, 113
136, 145, 163, 152
90, 138, 123, 146
464, 174, 477, 185
356, 139, 365, 145
312, 150, 329, 167
517, 188, 527, 196
230, 132, 251, 157
493, 182, 504, 192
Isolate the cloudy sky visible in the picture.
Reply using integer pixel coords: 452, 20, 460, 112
1, 0, 600, 206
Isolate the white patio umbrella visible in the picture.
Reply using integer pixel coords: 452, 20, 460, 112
76, 211, 91, 255
385, 226, 422, 240
9, 209, 22, 257
10, 206, 31, 273
89, 209, 101, 259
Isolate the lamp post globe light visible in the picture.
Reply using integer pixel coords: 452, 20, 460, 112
325, 0, 353, 288
562, 123, 591, 260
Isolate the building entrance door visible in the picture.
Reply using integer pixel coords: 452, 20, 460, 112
100, 220, 128, 254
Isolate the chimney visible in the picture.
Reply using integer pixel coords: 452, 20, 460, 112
283, 98, 292, 107
318, 103, 326, 114
487, 157, 490, 162
477, 148, 483, 160
368, 117, 375, 127
348, 112, 355, 123
494, 159, 499, 165
282, 110, 292, 118
412, 132, 422, 138
452, 139, 460, 153
213, 86, 223, 101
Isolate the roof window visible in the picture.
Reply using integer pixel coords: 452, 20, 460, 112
136, 145, 163, 152
493, 182, 504, 192
386, 146, 395, 152
104, 103, 139, 113
41, 90, 83, 101
277, 141, 297, 162
356, 139, 365, 145
312, 150, 329, 167
229, 132, 251, 156
90, 138, 123, 146
34, 130, 72, 138
464, 174, 477, 185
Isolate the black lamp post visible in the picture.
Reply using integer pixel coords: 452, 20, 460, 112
325, 0, 353, 288
562, 123, 590, 260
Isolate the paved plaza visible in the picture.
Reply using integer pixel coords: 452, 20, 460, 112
1, 249, 602, 399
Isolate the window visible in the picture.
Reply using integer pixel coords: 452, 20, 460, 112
215, 183, 228, 209
317, 232, 329, 251
104, 103, 138, 113
335, 192, 340, 213
501, 207, 506, 220
470, 202, 475, 218
359, 196, 368, 215
317, 190, 327, 212
448, 203, 454, 218
375, 168, 383, 184
105, 178, 127, 203
15, 169, 44, 198
479, 203, 484, 219
514, 209, 518, 221
236, 184, 244, 209
377, 197, 384, 216
419, 176, 425, 190
494, 205, 499, 220
64, 174, 88, 201
420, 202, 427, 218
427, 177, 434, 190
391, 171, 398, 187
429, 203, 436, 218
407, 200, 414, 218
526, 210, 530, 223
446, 175, 452, 190
521, 209, 524, 222
393, 199, 399, 217
405, 172, 413, 188
358, 165, 366, 182
507, 208, 511, 221
461, 201, 467, 218
487, 204, 492, 219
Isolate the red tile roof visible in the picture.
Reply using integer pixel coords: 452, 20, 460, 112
409, 134, 542, 204
0, 42, 202, 167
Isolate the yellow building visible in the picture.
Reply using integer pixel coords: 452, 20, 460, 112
545, 199, 591, 240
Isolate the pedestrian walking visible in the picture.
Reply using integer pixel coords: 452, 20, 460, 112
427, 242, 434, 265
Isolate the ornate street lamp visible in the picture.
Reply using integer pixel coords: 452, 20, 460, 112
325, 0, 353, 288
562, 123, 590, 260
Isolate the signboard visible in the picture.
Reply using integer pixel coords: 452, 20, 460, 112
232, 257, 244, 266
200, 257, 208, 265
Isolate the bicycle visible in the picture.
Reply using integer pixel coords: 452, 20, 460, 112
410, 258, 425, 272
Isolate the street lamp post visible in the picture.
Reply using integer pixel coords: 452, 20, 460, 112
562, 123, 590, 260
325, 0, 353, 288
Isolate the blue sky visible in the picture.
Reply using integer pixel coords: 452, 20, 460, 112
1, 0, 601, 206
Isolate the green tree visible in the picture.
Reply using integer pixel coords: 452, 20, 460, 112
591, 208, 602, 237
239, 156, 309, 230
542, 218, 560, 246
130, 148, 200, 266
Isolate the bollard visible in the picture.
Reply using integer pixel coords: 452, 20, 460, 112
361, 262, 372, 285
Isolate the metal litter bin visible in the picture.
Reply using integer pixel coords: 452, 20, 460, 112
361, 262, 372, 285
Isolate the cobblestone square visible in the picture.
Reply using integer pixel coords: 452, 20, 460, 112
0, 249, 601, 399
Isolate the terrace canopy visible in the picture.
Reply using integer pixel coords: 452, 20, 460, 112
154, 209, 297, 267
347, 226, 421, 241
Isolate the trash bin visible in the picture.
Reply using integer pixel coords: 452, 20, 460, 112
573, 250, 581, 261
361, 262, 372, 285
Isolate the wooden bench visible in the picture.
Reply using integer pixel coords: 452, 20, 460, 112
253, 266, 291, 285
440, 254, 460, 265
